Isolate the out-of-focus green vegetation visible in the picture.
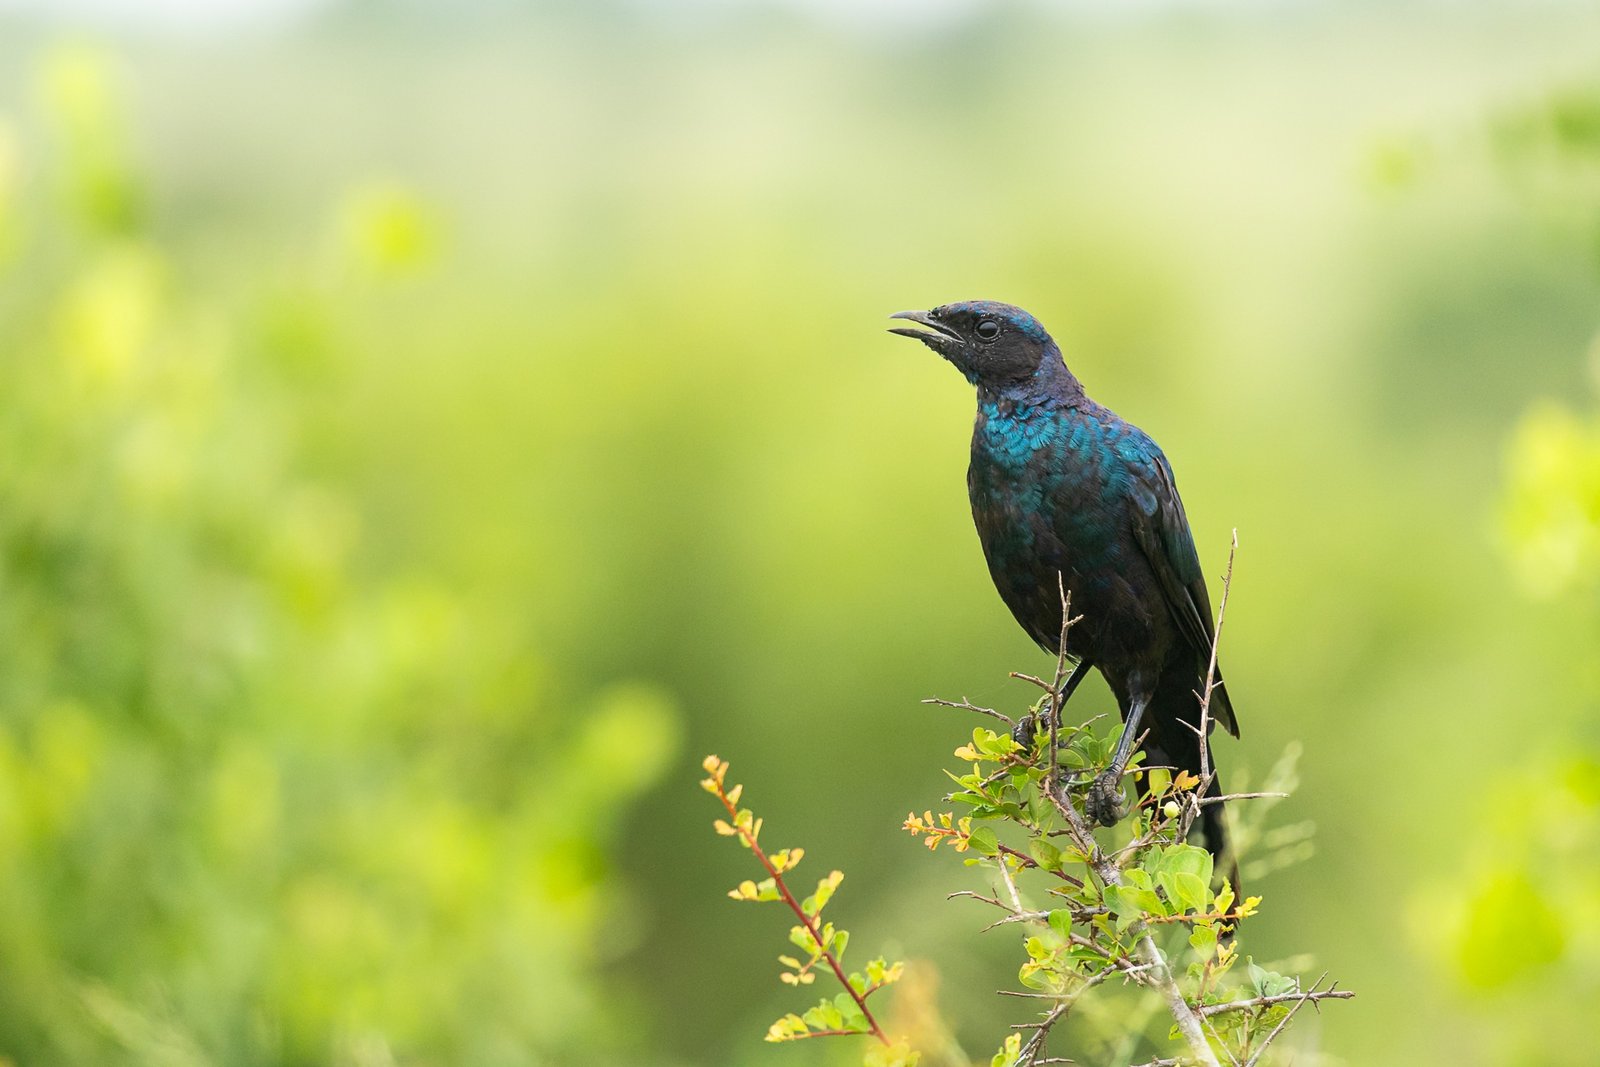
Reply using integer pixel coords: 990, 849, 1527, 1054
0, 3, 1599, 1065
0, 39, 679, 1067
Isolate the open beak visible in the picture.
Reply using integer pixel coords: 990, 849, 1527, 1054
888, 309, 961, 352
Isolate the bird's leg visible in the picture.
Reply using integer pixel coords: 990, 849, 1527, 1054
1085, 692, 1147, 827
1011, 659, 1091, 748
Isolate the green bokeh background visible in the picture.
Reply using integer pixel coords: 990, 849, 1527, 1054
1, 2, 1598, 1065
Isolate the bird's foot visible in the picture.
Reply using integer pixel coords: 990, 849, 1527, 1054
1011, 714, 1039, 749
1010, 697, 1056, 750
1084, 769, 1126, 827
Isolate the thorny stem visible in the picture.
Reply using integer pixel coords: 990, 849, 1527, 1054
1036, 580, 1225, 1067
1199, 983, 1353, 1018
1046, 775, 1224, 1067
706, 773, 891, 1046
1238, 976, 1344, 1067
1182, 530, 1237, 842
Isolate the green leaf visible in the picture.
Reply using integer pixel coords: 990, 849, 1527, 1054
990, 1032, 1023, 1067
835, 991, 868, 1031
1028, 839, 1063, 871
1246, 959, 1296, 998
1171, 872, 1209, 913
1156, 843, 1214, 887
801, 870, 844, 915
1018, 961, 1053, 990
1105, 884, 1167, 930
967, 827, 999, 856
789, 925, 820, 953
802, 997, 844, 1031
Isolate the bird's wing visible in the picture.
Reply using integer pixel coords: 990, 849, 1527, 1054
1126, 443, 1240, 738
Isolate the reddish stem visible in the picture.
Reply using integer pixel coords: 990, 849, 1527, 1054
713, 783, 890, 1045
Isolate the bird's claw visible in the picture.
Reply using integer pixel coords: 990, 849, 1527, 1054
1011, 714, 1039, 749
1084, 770, 1125, 827
1011, 697, 1057, 750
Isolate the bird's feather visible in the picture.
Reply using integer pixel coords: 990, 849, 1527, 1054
1126, 446, 1240, 738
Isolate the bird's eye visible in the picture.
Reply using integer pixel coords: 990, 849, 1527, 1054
975, 320, 1001, 342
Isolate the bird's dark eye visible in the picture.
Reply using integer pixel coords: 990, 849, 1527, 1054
975, 320, 1001, 342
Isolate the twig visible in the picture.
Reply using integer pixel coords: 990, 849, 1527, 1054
1013, 960, 1117, 1065
1203, 531, 1235, 777
1203, 1014, 1243, 1067
924, 696, 1012, 725
1199, 530, 1238, 784
1238, 976, 1349, 1067
703, 762, 890, 1046
982, 906, 1106, 932
996, 845, 1026, 913
1180, 529, 1237, 844
1201, 792, 1288, 806
1199, 984, 1354, 1018
1009, 671, 1058, 693
995, 843, 1085, 888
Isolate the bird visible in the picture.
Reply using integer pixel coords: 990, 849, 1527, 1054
889, 300, 1239, 864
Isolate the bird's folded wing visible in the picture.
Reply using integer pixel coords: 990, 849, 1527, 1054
1128, 450, 1240, 737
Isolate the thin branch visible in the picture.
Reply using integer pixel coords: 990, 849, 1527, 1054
1009, 671, 1058, 693
923, 696, 1012, 725
1239, 977, 1349, 1067
1198, 530, 1238, 785
704, 765, 890, 1046
984, 909, 1053, 931
982, 906, 1106, 932
995, 842, 1085, 888
1180, 529, 1237, 845
1202, 1013, 1243, 1067
1199, 984, 1354, 1019
1201, 792, 1288, 806
1013, 960, 1117, 1065
996, 847, 1026, 914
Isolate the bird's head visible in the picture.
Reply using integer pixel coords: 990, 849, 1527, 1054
888, 300, 1062, 388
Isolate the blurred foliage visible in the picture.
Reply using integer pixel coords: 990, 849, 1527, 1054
1399, 69, 1600, 1067
0, 3, 1596, 1066
1501, 402, 1600, 598
0, 42, 677, 1067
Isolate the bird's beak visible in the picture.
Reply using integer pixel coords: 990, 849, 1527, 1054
888, 309, 961, 352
